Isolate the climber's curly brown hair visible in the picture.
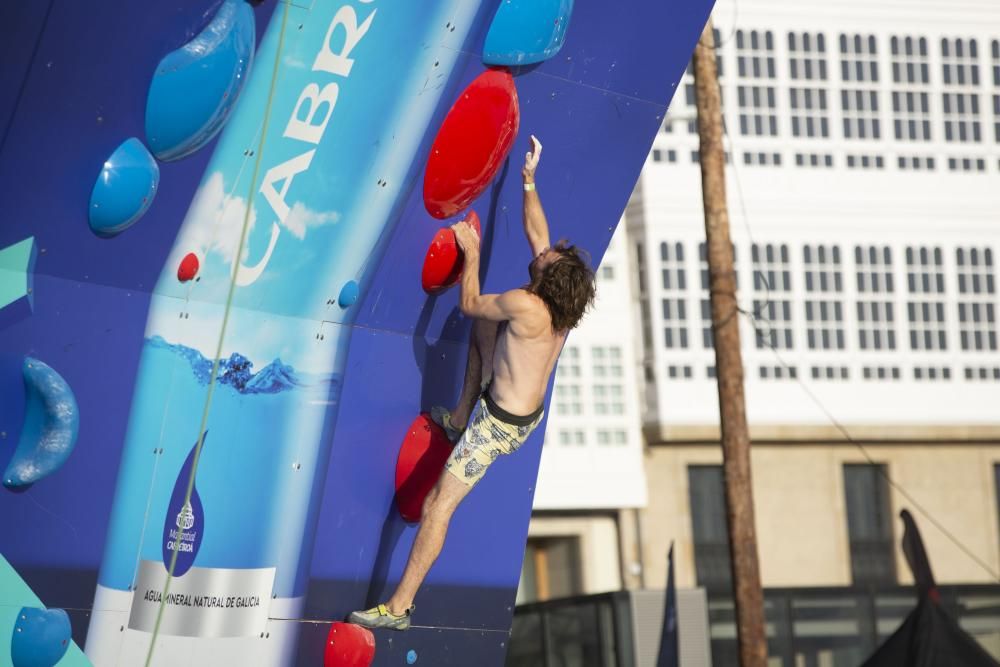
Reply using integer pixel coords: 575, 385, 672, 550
528, 241, 596, 331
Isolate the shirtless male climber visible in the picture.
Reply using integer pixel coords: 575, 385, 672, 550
349, 135, 596, 630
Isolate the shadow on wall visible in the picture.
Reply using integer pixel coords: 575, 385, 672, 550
362, 157, 513, 608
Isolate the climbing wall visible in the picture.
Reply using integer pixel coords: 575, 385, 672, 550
0, 1, 714, 665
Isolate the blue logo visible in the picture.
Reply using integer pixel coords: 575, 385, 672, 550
162, 434, 207, 576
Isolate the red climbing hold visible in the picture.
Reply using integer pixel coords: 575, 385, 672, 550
395, 413, 455, 522
423, 69, 519, 219
324, 622, 375, 667
177, 253, 199, 282
421, 211, 481, 294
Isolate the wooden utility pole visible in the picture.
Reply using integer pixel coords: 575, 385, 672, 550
691, 18, 768, 667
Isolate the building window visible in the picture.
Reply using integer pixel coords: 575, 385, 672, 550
803, 244, 845, 350
844, 464, 896, 585
897, 155, 935, 170
592, 347, 624, 415
759, 364, 797, 380
593, 385, 624, 415
796, 152, 834, 167
636, 243, 647, 294
652, 148, 677, 163
811, 365, 849, 380
743, 151, 782, 166
839, 34, 881, 140
608, 347, 624, 377
518, 537, 583, 604
992, 40, 1000, 141
941, 38, 982, 143
555, 384, 582, 415
956, 248, 997, 351
751, 243, 794, 349
913, 366, 951, 381
891, 35, 931, 85
592, 346, 624, 379
947, 157, 987, 172
862, 366, 901, 380
596, 429, 627, 446
788, 32, 830, 139
855, 246, 896, 350
905, 246, 948, 351
965, 366, 1000, 381
892, 91, 932, 141
699, 242, 738, 349
736, 30, 779, 136
557, 345, 580, 379
667, 364, 693, 379
890, 36, 932, 142
688, 466, 732, 591
846, 154, 883, 169
661, 242, 689, 349
557, 430, 585, 446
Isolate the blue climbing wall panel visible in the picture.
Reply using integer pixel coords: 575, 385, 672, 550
0, 1, 714, 665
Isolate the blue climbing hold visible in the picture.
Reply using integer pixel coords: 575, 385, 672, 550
145, 0, 256, 161
483, 0, 575, 66
406, 649, 418, 664
10, 607, 71, 667
3, 358, 80, 489
88, 138, 159, 238
338, 280, 360, 308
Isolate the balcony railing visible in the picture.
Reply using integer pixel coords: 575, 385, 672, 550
508, 584, 1000, 667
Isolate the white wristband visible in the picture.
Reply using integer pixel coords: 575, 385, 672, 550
524, 183, 536, 192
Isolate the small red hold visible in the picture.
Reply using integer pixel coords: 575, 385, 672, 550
324, 622, 375, 667
420, 211, 481, 295
177, 253, 199, 282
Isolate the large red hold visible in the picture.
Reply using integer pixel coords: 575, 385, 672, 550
421, 211, 481, 294
395, 413, 455, 522
177, 252, 199, 282
423, 69, 519, 219
324, 622, 375, 667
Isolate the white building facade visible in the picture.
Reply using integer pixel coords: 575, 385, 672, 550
525, 2, 1000, 657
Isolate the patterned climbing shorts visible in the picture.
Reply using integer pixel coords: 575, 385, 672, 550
444, 391, 544, 487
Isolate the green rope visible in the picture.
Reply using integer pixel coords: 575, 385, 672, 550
143, 2, 292, 663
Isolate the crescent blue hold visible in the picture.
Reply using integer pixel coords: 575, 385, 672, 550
3, 358, 80, 490
88, 138, 159, 238
338, 280, 360, 308
145, 0, 256, 161
10, 607, 71, 667
483, 0, 575, 66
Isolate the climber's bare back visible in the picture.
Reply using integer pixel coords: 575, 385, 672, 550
487, 288, 566, 416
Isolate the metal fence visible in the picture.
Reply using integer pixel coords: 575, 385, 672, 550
508, 585, 1000, 667
508, 593, 632, 667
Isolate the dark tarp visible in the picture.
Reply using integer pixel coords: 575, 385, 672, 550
861, 596, 999, 667
861, 510, 1000, 667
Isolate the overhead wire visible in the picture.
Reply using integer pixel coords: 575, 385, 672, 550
707, 27, 1000, 582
